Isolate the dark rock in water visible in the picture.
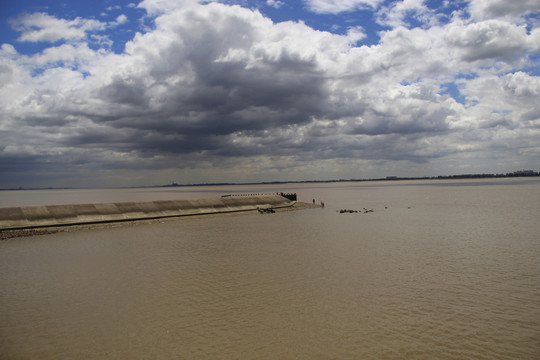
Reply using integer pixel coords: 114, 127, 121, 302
257, 207, 275, 214
338, 208, 374, 214
339, 209, 358, 214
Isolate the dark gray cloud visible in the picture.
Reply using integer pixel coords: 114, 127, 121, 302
469, 0, 540, 20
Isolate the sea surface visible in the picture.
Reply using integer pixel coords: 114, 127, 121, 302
1, 178, 539, 359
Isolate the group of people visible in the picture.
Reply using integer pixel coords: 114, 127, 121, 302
313, 199, 325, 207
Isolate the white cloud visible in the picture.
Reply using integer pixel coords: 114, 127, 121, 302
376, 0, 438, 28
527, 27, 540, 53
111, 14, 128, 26
304, 0, 383, 14
10, 12, 106, 43
345, 26, 367, 43
266, 0, 284, 9
444, 19, 529, 63
461, 72, 540, 126
137, 0, 201, 15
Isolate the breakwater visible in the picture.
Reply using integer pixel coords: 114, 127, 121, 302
0, 195, 295, 231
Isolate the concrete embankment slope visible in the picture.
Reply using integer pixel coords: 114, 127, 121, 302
0, 195, 295, 230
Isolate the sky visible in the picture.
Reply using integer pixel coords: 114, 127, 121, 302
0, 0, 539, 188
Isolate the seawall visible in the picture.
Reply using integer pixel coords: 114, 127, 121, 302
0, 195, 295, 230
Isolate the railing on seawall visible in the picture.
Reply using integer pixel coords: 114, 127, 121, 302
222, 192, 297, 201
279, 193, 297, 201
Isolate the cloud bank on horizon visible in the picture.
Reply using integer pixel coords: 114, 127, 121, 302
0, 0, 539, 188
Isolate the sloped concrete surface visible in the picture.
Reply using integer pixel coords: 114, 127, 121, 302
0, 195, 294, 230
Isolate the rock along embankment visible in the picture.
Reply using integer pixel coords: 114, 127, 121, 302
0, 195, 295, 231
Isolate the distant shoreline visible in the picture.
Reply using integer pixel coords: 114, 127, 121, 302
2, 171, 538, 191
